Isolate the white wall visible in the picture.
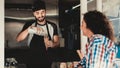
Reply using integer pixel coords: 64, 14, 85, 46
0, 0, 4, 68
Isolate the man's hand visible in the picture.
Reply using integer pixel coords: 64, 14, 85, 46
44, 36, 54, 49
28, 26, 43, 35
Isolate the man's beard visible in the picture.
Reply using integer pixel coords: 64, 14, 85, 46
36, 16, 45, 22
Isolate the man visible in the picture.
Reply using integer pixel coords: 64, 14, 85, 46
16, 0, 59, 68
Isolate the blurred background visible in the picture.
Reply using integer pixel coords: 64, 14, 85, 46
4, 0, 120, 68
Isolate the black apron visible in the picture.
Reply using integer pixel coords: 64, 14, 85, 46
26, 35, 51, 68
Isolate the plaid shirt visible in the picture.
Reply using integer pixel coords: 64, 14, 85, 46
75, 34, 117, 68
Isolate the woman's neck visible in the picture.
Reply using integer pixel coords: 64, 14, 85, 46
87, 30, 94, 39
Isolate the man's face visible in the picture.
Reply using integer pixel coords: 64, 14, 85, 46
33, 9, 46, 22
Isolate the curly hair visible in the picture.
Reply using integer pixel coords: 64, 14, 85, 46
83, 10, 115, 41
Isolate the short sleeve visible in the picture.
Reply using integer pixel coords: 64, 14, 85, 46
20, 20, 35, 33
53, 23, 58, 35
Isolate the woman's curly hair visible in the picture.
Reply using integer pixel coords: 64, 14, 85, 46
83, 10, 115, 41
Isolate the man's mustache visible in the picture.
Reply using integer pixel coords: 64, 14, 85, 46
38, 16, 44, 19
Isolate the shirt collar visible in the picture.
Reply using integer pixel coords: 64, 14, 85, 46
37, 22, 47, 26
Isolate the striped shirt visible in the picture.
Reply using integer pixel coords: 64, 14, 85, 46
75, 34, 117, 68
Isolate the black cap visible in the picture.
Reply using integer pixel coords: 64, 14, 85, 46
32, 0, 46, 12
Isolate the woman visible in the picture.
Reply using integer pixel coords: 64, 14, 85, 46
75, 10, 117, 68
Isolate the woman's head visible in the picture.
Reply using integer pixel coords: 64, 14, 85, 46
81, 10, 115, 41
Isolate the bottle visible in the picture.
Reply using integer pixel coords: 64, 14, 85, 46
10, 58, 18, 68
5, 58, 11, 68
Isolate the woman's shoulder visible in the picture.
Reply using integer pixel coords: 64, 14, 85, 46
93, 34, 109, 40
93, 34, 115, 48
92, 34, 112, 44
92, 34, 103, 42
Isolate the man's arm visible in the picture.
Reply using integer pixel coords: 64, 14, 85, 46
52, 35, 60, 47
44, 35, 59, 49
16, 27, 29, 42
16, 26, 43, 42
44, 22, 60, 49
52, 22, 60, 47
16, 20, 35, 42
